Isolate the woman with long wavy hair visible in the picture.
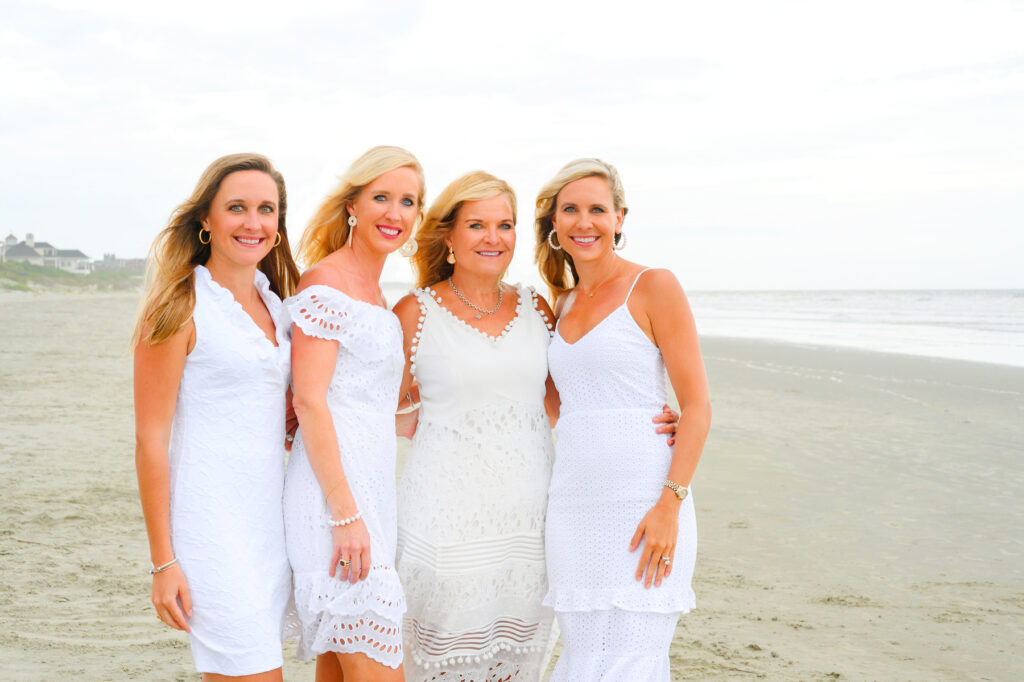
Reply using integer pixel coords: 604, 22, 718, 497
283, 145, 424, 682
535, 158, 711, 681
133, 153, 300, 680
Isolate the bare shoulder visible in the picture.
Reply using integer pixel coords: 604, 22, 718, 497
295, 260, 348, 296
392, 292, 423, 328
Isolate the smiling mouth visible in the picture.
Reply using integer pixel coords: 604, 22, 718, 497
476, 251, 502, 257
377, 226, 402, 238
570, 236, 598, 245
235, 236, 265, 246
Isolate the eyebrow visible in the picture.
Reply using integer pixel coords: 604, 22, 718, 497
223, 198, 277, 206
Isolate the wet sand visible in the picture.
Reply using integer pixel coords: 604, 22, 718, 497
1, 292, 1021, 680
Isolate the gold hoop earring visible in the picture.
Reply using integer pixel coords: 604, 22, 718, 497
446, 246, 456, 265
199, 228, 211, 245
273, 232, 282, 248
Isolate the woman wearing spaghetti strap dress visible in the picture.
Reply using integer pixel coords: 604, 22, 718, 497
536, 159, 711, 681
392, 171, 679, 681
133, 153, 300, 680
283, 146, 424, 682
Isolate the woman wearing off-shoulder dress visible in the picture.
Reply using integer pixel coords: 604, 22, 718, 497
536, 159, 711, 682
283, 146, 425, 682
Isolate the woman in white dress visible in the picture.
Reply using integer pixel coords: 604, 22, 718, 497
536, 159, 711, 681
133, 153, 300, 680
284, 145, 424, 682
393, 171, 680, 681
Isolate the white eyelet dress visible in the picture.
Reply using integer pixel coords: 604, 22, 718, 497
168, 265, 293, 676
544, 270, 698, 682
396, 284, 558, 681
283, 285, 407, 668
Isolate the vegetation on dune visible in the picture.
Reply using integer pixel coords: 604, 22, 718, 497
0, 262, 144, 292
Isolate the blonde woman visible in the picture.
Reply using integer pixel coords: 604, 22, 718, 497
536, 159, 711, 681
392, 171, 679, 681
133, 153, 299, 680
283, 146, 424, 681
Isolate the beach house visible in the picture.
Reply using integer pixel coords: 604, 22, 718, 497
2, 233, 92, 273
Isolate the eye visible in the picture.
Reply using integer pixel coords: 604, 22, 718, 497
228, 204, 243, 212
468, 222, 483, 230
260, 205, 275, 213
402, 197, 415, 207
593, 206, 605, 214
563, 205, 576, 213
374, 194, 387, 202
499, 222, 514, 230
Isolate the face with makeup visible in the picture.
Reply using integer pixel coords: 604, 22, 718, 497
347, 166, 421, 255
550, 175, 625, 264
445, 193, 516, 279
201, 169, 280, 269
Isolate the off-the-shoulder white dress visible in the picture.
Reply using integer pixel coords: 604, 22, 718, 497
283, 285, 407, 668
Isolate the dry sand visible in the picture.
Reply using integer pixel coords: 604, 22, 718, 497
1, 292, 1021, 680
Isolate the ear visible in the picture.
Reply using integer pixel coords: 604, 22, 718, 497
614, 209, 625, 230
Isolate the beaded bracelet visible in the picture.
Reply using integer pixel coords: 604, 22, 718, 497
328, 511, 363, 528
149, 557, 178, 574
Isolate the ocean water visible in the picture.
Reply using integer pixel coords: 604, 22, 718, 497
687, 289, 1024, 367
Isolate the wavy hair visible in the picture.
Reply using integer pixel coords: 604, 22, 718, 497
298, 145, 425, 267
411, 171, 517, 289
534, 158, 628, 300
131, 153, 299, 348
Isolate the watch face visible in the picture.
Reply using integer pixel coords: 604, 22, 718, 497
679, 488, 689, 501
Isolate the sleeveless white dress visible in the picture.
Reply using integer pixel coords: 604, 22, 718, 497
396, 284, 558, 681
168, 265, 293, 676
283, 285, 407, 667
545, 270, 697, 682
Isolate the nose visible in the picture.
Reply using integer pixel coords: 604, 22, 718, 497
483, 225, 501, 243
384, 199, 402, 222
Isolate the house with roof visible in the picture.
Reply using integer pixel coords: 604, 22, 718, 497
2, 233, 92, 273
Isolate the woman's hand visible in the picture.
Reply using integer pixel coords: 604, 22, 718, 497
329, 521, 372, 584
285, 388, 298, 451
395, 408, 419, 439
652, 404, 679, 446
629, 497, 680, 588
152, 564, 192, 631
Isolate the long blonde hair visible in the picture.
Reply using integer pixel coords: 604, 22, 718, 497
130, 153, 300, 347
534, 158, 629, 300
298, 146, 426, 267
412, 171, 517, 289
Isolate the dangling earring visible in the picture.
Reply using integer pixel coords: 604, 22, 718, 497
399, 238, 419, 258
199, 227, 211, 245
446, 246, 456, 264
273, 233, 282, 248
547, 230, 561, 251
613, 232, 627, 251
346, 214, 356, 246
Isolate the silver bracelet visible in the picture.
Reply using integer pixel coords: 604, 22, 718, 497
328, 511, 362, 528
149, 557, 177, 574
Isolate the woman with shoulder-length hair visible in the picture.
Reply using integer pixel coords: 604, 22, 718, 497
535, 158, 711, 681
283, 145, 424, 682
133, 153, 300, 680
393, 170, 558, 680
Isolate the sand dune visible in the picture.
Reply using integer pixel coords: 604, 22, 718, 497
1, 293, 1021, 680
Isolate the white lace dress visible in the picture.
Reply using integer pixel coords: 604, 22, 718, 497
544, 270, 698, 682
168, 265, 293, 676
396, 284, 558, 681
282, 285, 407, 667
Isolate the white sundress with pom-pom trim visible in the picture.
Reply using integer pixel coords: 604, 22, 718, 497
282, 284, 406, 668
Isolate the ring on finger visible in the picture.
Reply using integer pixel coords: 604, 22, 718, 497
338, 558, 351, 567
661, 556, 671, 565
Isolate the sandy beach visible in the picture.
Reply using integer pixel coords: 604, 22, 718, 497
1, 292, 1021, 680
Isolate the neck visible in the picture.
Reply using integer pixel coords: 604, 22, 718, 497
449, 267, 502, 301
204, 255, 259, 302
343, 237, 388, 284
574, 251, 621, 294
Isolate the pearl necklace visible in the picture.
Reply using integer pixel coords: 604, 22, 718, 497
448, 278, 503, 319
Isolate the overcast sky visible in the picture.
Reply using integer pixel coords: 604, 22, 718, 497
3, 0, 1022, 289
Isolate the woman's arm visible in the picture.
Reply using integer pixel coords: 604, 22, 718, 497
534, 293, 562, 426
628, 269, 711, 589
392, 294, 422, 439
133, 319, 195, 632
290, 269, 372, 584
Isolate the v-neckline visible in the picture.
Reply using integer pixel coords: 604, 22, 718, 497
198, 265, 280, 349
424, 285, 524, 344
555, 302, 628, 346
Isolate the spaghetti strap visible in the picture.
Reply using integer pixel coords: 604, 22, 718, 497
625, 268, 652, 302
